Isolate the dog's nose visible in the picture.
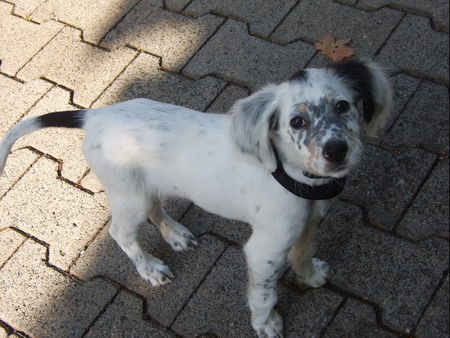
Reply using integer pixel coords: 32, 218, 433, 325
323, 140, 348, 162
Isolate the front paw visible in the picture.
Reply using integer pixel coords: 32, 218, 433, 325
254, 310, 284, 338
301, 258, 329, 288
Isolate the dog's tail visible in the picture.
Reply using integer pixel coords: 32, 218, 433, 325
0, 110, 86, 176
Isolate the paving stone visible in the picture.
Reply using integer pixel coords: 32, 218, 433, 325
172, 245, 343, 337
343, 145, 436, 229
180, 205, 252, 244
272, 1, 402, 58
0, 327, 8, 338
206, 84, 250, 113
85, 291, 174, 337
0, 239, 116, 337
184, 20, 315, 90
0, 228, 26, 267
416, 275, 449, 338
397, 160, 449, 241
26, 0, 142, 44
376, 15, 449, 83
71, 222, 227, 327
383, 81, 449, 154
357, 0, 449, 32
316, 201, 449, 331
0, 157, 109, 269
13, 86, 88, 183
17, 26, 137, 108
0, 76, 52, 136
93, 53, 225, 111
378, 73, 421, 138
0, 2, 63, 76
0, 149, 40, 198
323, 299, 395, 337
101, 1, 223, 72
185, 0, 297, 37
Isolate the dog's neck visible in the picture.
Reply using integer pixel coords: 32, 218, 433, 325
270, 144, 346, 200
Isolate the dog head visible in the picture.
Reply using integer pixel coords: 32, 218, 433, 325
230, 59, 392, 178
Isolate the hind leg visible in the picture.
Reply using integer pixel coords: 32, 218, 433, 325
149, 197, 197, 252
108, 190, 174, 286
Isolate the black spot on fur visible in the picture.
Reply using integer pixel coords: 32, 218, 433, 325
39, 110, 85, 129
325, 60, 375, 123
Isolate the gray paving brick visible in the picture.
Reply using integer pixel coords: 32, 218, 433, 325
357, 0, 449, 32
13, 86, 88, 183
71, 222, 226, 327
323, 299, 396, 337
185, 0, 297, 37
344, 145, 436, 230
272, 1, 402, 58
180, 205, 252, 244
0, 239, 116, 337
316, 201, 449, 331
0, 157, 110, 269
85, 291, 174, 337
0, 75, 52, 136
27, 0, 142, 44
0, 228, 26, 267
206, 84, 250, 113
172, 246, 343, 337
383, 81, 449, 155
17, 26, 137, 107
93, 53, 226, 111
0, 2, 63, 76
0, 149, 40, 198
101, 1, 223, 72
416, 275, 449, 338
397, 160, 449, 241
183, 20, 315, 90
376, 15, 449, 83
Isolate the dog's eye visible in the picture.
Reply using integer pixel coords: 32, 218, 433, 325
336, 101, 350, 114
290, 116, 306, 129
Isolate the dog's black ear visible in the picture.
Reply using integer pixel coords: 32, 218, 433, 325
327, 59, 392, 136
230, 86, 280, 172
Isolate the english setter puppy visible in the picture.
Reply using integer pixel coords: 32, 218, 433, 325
0, 59, 391, 337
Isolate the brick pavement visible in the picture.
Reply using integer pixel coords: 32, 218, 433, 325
0, 0, 448, 337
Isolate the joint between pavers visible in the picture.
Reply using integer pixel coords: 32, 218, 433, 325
7, 226, 84, 281
411, 271, 450, 336
0, 150, 42, 201
374, 11, 406, 57
68, 217, 111, 272
267, 0, 301, 38
90, 50, 140, 108
81, 286, 120, 337
317, 296, 348, 337
391, 156, 440, 233
14, 23, 65, 78
0, 228, 27, 270
323, 281, 409, 336
0, 319, 30, 338
167, 241, 231, 329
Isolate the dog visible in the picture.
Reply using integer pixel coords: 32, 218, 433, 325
0, 59, 391, 337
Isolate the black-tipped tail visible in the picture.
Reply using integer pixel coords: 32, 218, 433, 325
38, 110, 86, 129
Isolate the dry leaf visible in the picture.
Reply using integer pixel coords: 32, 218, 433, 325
314, 33, 356, 62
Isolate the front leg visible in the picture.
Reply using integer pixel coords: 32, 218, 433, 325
244, 230, 293, 338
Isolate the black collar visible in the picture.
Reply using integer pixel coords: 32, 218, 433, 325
271, 145, 346, 200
